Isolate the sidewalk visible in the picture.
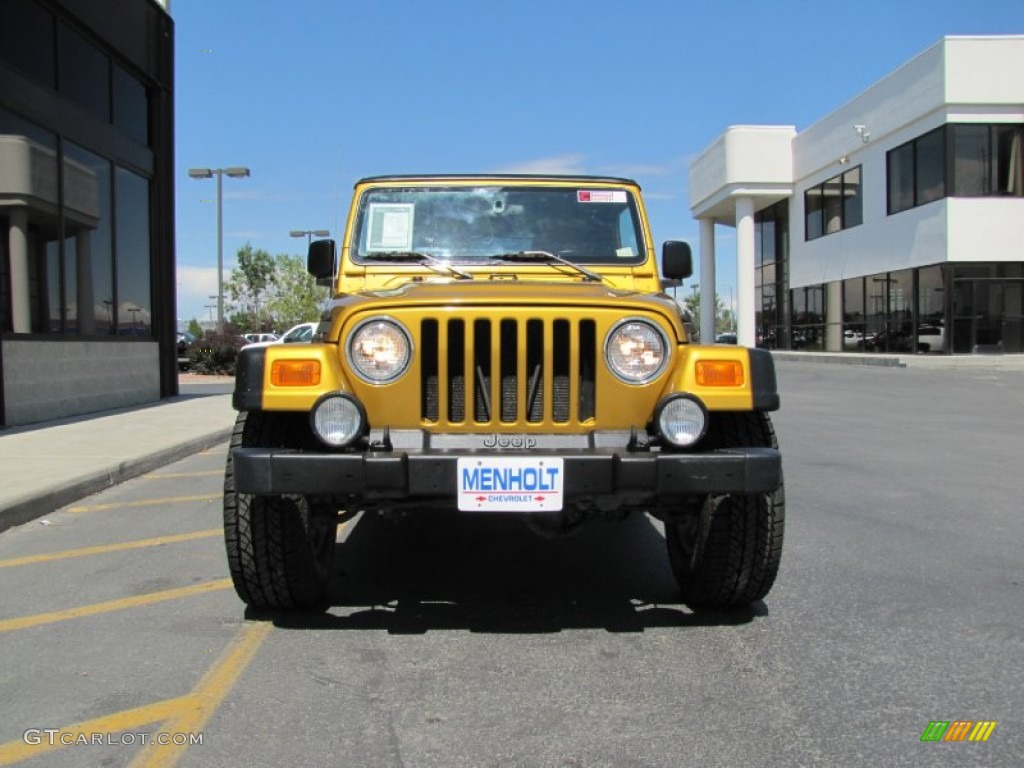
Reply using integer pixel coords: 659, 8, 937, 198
0, 376, 237, 533
772, 350, 1024, 370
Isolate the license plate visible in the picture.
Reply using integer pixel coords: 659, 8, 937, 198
457, 456, 564, 512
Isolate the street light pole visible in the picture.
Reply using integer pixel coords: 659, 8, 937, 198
188, 166, 251, 333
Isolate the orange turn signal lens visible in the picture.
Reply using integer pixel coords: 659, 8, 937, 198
695, 360, 744, 387
271, 360, 321, 386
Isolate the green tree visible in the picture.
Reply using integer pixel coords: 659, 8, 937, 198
186, 318, 203, 338
224, 243, 276, 332
266, 253, 328, 329
683, 288, 730, 338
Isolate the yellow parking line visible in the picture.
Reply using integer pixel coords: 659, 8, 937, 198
130, 622, 272, 768
147, 470, 223, 480
0, 696, 192, 765
0, 530, 222, 569
0, 579, 233, 634
68, 495, 219, 513
0, 622, 272, 766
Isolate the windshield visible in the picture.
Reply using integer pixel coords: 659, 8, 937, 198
351, 185, 646, 265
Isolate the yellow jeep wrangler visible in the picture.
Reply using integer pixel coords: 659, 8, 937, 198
224, 175, 783, 611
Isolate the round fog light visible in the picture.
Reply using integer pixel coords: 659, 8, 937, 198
656, 395, 707, 447
311, 393, 365, 447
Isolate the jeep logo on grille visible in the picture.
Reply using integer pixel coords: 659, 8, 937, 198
481, 434, 537, 450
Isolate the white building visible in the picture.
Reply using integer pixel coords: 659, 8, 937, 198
690, 36, 1024, 355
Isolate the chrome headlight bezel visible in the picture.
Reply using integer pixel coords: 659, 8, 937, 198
310, 391, 367, 448
345, 316, 413, 384
603, 317, 671, 385
654, 393, 708, 448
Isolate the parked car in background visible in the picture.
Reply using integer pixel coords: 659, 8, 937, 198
916, 324, 944, 352
715, 332, 737, 344
859, 327, 930, 353
242, 332, 279, 345
177, 331, 196, 370
843, 329, 864, 350
241, 322, 318, 349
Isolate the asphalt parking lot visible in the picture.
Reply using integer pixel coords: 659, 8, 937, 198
0, 362, 1021, 767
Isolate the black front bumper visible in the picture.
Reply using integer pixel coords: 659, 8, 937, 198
231, 447, 782, 498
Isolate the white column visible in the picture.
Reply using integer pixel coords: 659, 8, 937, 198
8, 208, 31, 333
735, 195, 756, 347
699, 217, 716, 343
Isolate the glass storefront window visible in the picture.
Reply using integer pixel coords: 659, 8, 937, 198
917, 265, 945, 354
843, 277, 865, 351
865, 276, 888, 349
889, 269, 915, 351
115, 167, 150, 335
761, 217, 775, 264
64, 142, 113, 335
791, 285, 825, 351
0, 108, 59, 333
115, 167, 151, 336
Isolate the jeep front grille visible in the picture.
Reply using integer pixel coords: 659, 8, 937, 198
421, 317, 596, 426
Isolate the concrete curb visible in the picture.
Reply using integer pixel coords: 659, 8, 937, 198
772, 351, 906, 367
0, 426, 232, 534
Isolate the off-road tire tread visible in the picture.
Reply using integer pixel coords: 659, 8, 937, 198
667, 411, 785, 607
224, 411, 334, 610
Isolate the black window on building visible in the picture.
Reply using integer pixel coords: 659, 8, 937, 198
915, 128, 946, 205
0, 0, 56, 89
804, 166, 863, 240
888, 123, 1024, 214
58, 23, 111, 122
113, 64, 149, 145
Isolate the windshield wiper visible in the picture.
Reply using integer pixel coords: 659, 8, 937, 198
362, 251, 473, 280
488, 251, 604, 283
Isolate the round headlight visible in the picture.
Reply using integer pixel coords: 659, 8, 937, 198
656, 395, 707, 448
605, 319, 669, 384
311, 393, 366, 447
347, 317, 412, 383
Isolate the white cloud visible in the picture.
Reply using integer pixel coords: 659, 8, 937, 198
177, 264, 219, 294
496, 153, 588, 175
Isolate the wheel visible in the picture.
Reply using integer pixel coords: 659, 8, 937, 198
224, 411, 338, 610
664, 411, 785, 608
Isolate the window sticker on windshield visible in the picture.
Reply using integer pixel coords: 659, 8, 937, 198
616, 246, 636, 258
577, 190, 627, 203
367, 203, 414, 251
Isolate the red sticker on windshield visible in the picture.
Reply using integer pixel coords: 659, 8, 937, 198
577, 190, 627, 203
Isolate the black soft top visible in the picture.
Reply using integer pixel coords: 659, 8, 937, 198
356, 174, 639, 187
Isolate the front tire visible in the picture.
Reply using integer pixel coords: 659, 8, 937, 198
664, 411, 785, 608
224, 411, 338, 610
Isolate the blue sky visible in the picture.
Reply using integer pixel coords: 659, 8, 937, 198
173, 0, 1024, 325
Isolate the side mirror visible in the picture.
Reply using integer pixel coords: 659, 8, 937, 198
307, 239, 336, 286
661, 241, 693, 281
